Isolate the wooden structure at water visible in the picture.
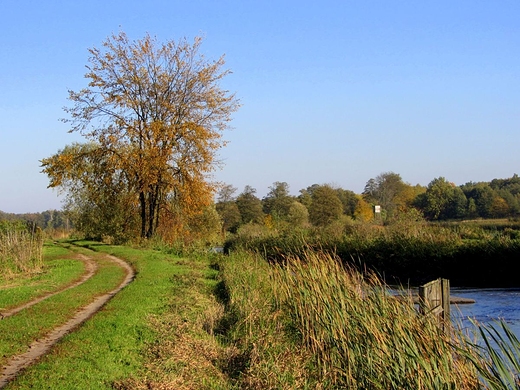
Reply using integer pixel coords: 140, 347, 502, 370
419, 278, 450, 331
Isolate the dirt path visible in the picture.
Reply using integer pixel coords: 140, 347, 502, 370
0, 253, 135, 388
0, 253, 97, 319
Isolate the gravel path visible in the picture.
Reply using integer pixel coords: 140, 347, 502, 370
0, 252, 135, 388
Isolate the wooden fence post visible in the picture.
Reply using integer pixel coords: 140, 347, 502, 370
419, 278, 450, 332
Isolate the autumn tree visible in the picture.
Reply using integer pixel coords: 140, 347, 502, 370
41, 32, 239, 239
354, 195, 374, 221
41, 143, 138, 241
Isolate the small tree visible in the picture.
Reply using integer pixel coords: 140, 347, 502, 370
354, 196, 374, 222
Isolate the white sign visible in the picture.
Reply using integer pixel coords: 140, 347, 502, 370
374, 205, 381, 213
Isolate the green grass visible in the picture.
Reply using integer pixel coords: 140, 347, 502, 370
0, 251, 124, 368
0, 242, 85, 310
5, 242, 230, 389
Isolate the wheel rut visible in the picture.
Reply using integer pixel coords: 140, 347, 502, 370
0, 250, 135, 388
0, 253, 97, 319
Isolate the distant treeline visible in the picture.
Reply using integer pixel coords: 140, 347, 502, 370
216, 173, 520, 234
0, 210, 71, 231
219, 173, 520, 287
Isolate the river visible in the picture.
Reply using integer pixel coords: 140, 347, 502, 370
451, 288, 520, 338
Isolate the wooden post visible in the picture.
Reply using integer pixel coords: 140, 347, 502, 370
441, 278, 450, 326
419, 278, 450, 332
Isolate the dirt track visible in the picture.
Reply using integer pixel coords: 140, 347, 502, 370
0, 253, 97, 319
0, 252, 135, 388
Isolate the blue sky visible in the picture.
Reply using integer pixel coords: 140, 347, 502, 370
1, 1, 519, 213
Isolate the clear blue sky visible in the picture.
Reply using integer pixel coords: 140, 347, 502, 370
1, 0, 519, 213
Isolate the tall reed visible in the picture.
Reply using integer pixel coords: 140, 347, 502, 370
0, 221, 44, 278
271, 251, 480, 388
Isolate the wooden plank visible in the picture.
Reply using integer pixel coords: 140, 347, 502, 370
441, 278, 450, 321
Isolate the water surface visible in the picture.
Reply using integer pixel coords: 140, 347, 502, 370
451, 288, 520, 337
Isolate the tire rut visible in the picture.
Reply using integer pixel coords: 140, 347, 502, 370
0, 254, 97, 319
0, 252, 135, 388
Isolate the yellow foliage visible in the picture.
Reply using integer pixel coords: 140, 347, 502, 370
41, 32, 239, 240
354, 196, 374, 222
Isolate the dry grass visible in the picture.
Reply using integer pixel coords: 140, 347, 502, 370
112, 261, 233, 390
0, 223, 44, 278
270, 251, 482, 388
267, 250, 520, 389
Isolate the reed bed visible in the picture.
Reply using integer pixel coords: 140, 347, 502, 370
217, 249, 520, 388
0, 222, 44, 278
225, 221, 520, 286
271, 251, 483, 388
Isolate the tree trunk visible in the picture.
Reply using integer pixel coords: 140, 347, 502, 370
139, 191, 147, 238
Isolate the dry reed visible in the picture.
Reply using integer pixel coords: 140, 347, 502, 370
0, 223, 43, 278
271, 251, 481, 389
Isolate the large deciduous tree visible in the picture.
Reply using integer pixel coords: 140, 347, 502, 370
42, 32, 239, 239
